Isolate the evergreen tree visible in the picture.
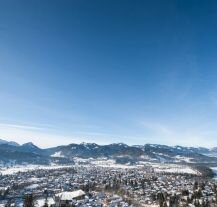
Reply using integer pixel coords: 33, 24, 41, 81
23, 194, 35, 207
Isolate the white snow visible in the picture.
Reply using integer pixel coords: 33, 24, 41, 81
174, 155, 194, 163
50, 151, 65, 158
152, 163, 199, 175
36, 197, 55, 207
56, 190, 85, 200
26, 184, 39, 189
28, 177, 42, 182
140, 155, 151, 159
0, 164, 73, 175
73, 157, 136, 169
0, 161, 200, 176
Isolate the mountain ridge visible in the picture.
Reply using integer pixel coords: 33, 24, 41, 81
0, 138, 216, 165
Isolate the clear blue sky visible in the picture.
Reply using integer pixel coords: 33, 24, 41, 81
1, 0, 217, 148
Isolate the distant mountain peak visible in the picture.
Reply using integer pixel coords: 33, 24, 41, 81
111, 143, 128, 147
22, 142, 41, 151
81, 142, 97, 146
22, 142, 35, 146
0, 139, 20, 146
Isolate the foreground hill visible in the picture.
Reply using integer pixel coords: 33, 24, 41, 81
0, 142, 48, 164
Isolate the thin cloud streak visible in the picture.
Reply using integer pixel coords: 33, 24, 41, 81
140, 120, 217, 148
0, 123, 44, 131
142, 121, 173, 136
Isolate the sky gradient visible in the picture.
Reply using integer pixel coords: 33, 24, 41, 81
1, 1, 217, 148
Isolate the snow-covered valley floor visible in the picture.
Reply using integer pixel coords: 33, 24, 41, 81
0, 161, 200, 176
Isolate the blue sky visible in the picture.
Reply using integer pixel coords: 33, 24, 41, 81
1, 1, 217, 148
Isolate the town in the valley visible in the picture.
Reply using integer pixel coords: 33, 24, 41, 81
0, 163, 217, 207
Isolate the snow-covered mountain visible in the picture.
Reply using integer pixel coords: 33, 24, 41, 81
46, 143, 217, 164
21, 142, 43, 154
0, 140, 217, 165
0, 140, 47, 164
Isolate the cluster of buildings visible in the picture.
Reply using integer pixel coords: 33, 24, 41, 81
0, 165, 216, 207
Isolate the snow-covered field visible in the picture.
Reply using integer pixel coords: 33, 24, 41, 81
88, 158, 136, 169
0, 160, 199, 175
0, 162, 136, 175
0, 164, 73, 175
73, 157, 136, 169
174, 155, 194, 163
152, 163, 200, 175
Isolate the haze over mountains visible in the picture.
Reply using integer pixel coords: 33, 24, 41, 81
0, 139, 217, 165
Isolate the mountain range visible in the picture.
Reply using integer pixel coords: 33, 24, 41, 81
0, 139, 217, 165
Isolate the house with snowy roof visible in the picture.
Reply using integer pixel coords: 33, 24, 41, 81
55, 189, 85, 207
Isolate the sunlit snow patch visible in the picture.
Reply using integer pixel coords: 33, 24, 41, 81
50, 151, 65, 158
